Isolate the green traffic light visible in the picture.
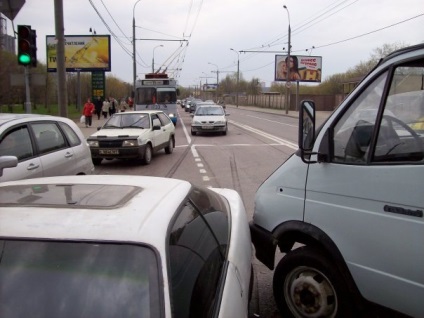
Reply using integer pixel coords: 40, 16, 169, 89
18, 54, 31, 65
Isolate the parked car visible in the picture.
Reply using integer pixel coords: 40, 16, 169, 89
0, 113, 94, 182
0, 174, 252, 318
250, 44, 424, 317
87, 110, 175, 165
191, 105, 228, 135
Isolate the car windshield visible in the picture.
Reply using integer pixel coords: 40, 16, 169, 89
195, 106, 224, 116
0, 240, 161, 318
103, 114, 150, 129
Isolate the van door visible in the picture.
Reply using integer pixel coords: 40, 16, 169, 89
304, 63, 424, 317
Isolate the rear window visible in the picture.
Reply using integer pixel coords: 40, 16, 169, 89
0, 240, 162, 318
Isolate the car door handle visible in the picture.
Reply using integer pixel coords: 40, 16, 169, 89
64, 152, 73, 158
27, 163, 40, 171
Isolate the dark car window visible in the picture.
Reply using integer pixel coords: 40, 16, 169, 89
168, 187, 230, 318
0, 240, 162, 318
32, 122, 67, 155
0, 126, 34, 161
59, 122, 81, 147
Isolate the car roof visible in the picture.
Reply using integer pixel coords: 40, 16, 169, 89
113, 110, 164, 115
0, 113, 58, 127
0, 175, 192, 247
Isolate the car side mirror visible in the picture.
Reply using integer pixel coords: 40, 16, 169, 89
0, 156, 18, 177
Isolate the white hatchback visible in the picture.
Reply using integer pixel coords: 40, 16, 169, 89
0, 113, 94, 182
0, 175, 252, 318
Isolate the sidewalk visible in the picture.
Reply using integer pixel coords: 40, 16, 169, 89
225, 104, 332, 122
77, 115, 109, 138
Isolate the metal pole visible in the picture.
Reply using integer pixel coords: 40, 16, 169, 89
284, 5, 291, 115
132, 0, 141, 95
152, 45, 163, 73
54, 0, 68, 117
24, 66, 31, 113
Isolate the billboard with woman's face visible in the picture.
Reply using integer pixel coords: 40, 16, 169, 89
46, 35, 111, 72
275, 55, 322, 83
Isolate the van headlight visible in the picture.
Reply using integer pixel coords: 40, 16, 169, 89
88, 140, 99, 147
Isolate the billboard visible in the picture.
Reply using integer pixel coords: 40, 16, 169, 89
46, 35, 111, 72
275, 55, 322, 83
203, 83, 218, 91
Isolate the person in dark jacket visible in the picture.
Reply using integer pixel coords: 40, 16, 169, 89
94, 96, 103, 120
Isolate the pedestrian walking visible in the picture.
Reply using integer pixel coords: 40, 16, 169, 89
94, 96, 103, 120
119, 98, 128, 112
109, 97, 117, 117
102, 99, 110, 119
82, 98, 95, 127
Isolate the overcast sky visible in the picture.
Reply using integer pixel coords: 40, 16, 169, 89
6, 0, 424, 87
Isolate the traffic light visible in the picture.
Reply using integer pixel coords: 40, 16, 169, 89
17, 25, 37, 67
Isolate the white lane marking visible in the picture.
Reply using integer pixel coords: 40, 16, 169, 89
228, 120, 298, 149
245, 114, 298, 128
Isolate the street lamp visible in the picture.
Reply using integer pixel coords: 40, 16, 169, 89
152, 45, 163, 73
283, 4, 291, 114
132, 0, 142, 95
208, 62, 219, 101
230, 48, 240, 108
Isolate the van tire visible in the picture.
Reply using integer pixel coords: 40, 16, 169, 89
273, 246, 358, 318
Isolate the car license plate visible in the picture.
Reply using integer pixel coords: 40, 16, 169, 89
202, 125, 213, 129
99, 149, 119, 155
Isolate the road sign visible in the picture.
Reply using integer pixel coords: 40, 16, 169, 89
0, 0, 25, 20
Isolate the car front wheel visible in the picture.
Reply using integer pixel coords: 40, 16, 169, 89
165, 137, 174, 154
142, 144, 152, 165
92, 158, 102, 166
273, 246, 358, 318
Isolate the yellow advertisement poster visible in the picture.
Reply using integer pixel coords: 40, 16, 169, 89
46, 35, 111, 72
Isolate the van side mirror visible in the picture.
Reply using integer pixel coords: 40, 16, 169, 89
299, 100, 317, 163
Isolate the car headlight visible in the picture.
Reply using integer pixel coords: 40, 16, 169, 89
122, 140, 138, 147
193, 120, 201, 125
215, 120, 224, 125
168, 113, 175, 118
87, 140, 99, 147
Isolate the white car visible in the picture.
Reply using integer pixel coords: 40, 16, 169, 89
0, 113, 94, 182
191, 105, 228, 135
87, 110, 175, 165
0, 175, 252, 318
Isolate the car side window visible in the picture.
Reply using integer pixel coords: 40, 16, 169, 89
32, 122, 67, 155
59, 122, 81, 147
158, 113, 171, 126
332, 72, 388, 164
0, 126, 34, 161
168, 187, 229, 318
372, 63, 424, 163
151, 115, 161, 128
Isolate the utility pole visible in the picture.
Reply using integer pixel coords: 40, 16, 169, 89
54, 0, 68, 117
208, 62, 219, 102
284, 5, 291, 114
230, 48, 240, 108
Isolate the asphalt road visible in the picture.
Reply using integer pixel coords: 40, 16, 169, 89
79, 105, 332, 318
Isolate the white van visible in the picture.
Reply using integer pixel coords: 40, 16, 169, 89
250, 44, 424, 317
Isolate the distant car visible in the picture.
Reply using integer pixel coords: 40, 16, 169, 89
189, 99, 204, 113
0, 113, 94, 182
87, 110, 175, 165
191, 105, 229, 135
0, 174, 252, 318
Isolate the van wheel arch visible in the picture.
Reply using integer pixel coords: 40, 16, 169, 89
272, 221, 364, 307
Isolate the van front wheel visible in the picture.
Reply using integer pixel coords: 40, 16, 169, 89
273, 246, 357, 318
